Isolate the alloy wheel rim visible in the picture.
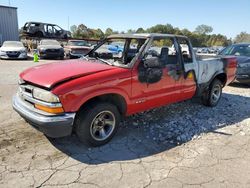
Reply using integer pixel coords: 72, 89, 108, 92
90, 111, 116, 141
211, 85, 221, 103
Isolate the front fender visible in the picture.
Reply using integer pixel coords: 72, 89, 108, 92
64, 87, 131, 112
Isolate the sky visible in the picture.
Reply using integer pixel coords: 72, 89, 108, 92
0, 0, 250, 39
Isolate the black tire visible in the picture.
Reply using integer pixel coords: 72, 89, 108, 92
202, 79, 222, 107
75, 103, 121, 146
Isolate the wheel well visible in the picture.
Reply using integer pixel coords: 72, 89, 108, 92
214, 73, 227, 87
35, 31, 43, 37
79, 94, 127, 116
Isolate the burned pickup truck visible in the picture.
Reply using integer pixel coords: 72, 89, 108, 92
13, 33, 237, 146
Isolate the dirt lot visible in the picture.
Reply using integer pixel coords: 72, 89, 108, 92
0, 59, 250, 188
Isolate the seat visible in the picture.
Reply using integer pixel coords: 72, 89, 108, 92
159, 47, 169, 65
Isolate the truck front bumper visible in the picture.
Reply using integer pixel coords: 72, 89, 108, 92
12, 94, 76, 138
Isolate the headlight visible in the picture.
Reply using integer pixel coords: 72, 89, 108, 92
20, 51, 26, 54
39, 48, 46, 52
33, 88, 60, 103
20, 50, 27, 53
238, 63, 250, 68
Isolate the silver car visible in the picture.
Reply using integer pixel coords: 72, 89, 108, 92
0, 41, 27, 60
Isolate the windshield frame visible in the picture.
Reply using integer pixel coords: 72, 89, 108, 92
85, 37, 149, 69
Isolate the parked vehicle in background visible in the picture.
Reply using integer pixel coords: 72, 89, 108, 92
170, 44, 189, 55
0, 41, 27, 59
217, 47, 226, 55
208, 48, 217, 54
13, 33, 237, 146
108, 41, 124, 56
20, 22, 71, 39
64, 40, 92, 59
218, 43, 250, 84
200, 48, 210, 54
38, 39, 64, 59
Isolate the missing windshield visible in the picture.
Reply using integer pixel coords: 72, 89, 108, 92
87, 38, 146, 67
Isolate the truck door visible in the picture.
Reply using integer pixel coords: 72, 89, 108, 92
175, 37, 197, 100
131, 36, 181, 113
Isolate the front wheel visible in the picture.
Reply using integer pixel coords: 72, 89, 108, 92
202, 79, 222, 107
75, 103, 121, 146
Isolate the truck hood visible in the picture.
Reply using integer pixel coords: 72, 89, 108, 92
20, 59, 117, 88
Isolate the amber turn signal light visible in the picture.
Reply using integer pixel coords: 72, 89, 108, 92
35, 104, 64, 114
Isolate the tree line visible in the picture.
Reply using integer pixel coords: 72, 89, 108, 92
70, 23, 250, 47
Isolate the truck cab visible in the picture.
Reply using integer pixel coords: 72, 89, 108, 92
13, 33, 237, 146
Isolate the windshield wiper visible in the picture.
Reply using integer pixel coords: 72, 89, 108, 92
96, 57, 113, 66
80, 55, 89, 61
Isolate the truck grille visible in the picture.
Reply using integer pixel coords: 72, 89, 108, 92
72, 49, 90, 55
19, 84, 35, 105
18, 83, 62, 115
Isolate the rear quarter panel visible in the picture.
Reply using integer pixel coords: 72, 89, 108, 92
197, 58, 224, 84
197, 57, 237, 86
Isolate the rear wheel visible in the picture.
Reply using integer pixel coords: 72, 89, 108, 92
202, 79, 222, 107
75, 103, 121, 146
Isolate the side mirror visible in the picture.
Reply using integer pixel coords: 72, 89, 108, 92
138, 57, 163, 84
144, 57, 161, 68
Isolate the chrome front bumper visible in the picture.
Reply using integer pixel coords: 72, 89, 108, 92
12, 94, 76, 138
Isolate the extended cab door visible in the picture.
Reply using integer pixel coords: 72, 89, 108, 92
130, 36, 182, 113
175, 37, 197, 100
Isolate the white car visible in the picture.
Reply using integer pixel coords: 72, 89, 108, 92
169, 44, 189, 55
0, 41, 27, 60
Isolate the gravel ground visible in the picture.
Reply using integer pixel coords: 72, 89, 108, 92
0, 59, 250, 187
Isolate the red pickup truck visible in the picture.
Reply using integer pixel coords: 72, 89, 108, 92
13, 34, 237, 146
